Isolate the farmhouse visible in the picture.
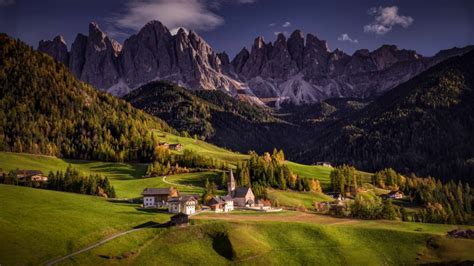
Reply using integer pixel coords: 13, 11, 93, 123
16, 170, 48, 182
227, 170, 255, 207
388, 191, 403, 199
208, 195, 234, 212
169, 143, 182, 151
168, 195, 198, 215
315, 162, 332, 167
380, 191, 404, 200
142, 187, 179, 208
158, 142, 170, 148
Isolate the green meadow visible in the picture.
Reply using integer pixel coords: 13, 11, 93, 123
62, 218, 474, 265
0, 184, 171, 265
154, 132, 250, 165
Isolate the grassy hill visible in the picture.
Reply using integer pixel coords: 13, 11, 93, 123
62, 214, 474, 265
0, 151, 212, 198
0, 185, 171, 265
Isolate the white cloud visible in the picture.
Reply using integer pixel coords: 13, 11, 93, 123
112, 0, 224, 32
337, 33, 358, 44
364, 6, 414, 35
282, 21, 291, 28
268, 23, 276, 27
0, 0, 14, 6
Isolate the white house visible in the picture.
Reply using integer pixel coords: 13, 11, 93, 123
222, 195, 234, 212
168, 195, 198, 215
141, 187, 179, 208
208, 195, 234, 213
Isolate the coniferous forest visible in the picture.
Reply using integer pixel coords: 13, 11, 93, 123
0, 34, 174, 162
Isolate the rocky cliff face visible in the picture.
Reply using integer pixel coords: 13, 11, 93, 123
38, 35, 69, 66
38, 21, 473, 105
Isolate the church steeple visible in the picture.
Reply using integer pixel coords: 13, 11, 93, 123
227, 169, 236, 196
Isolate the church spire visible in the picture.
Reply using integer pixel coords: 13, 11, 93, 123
227, 169, 236, 196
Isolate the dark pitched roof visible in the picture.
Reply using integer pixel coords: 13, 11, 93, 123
234, 187, 251, 198
168, 195, 197, 203
171, 212, 189, 219
16, 170, 43, 176
141, 188, 172, 196
179, 193, 199, 200
221, 195, 234, 201
209, 197, 225, 205
388, 191, 402, 195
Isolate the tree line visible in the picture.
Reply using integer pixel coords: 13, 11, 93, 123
1, 166, 116, 198
234, 149, 322, 198
146, 145, 230, 177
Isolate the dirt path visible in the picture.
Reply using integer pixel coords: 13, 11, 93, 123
162, 175, 196, 188
193, 212, 360, 225
45, 224, 163, 266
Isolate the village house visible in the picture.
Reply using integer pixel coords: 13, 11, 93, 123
208, 195, 234, 212
16, 170, 48, 182
158, 142, 170, 149
170, 213, 189, 227
227, 170, 255, 207
142, 187, 179, 208
380, 191, 404, 200
315, 162, 332, 167
388, 191, 404, 199
169, 143, 182, 151
158, 142, 182, 151
168, 195, 198, 215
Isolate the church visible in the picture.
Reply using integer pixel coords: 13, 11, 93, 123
227, 169, 255, 207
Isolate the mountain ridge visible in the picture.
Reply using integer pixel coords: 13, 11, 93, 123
38, 20, 474, 105
297, 50, 474, 182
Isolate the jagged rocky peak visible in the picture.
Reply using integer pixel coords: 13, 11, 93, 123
69, 33, 88, 77
87, 22, 121, 54
217, 52, 230, 66
287, 30, 305, 69
79, 22, 121, 90
231, 47, 250, 73
306, 33, 329, 53
370, 44, 420, 70
38, 35, 69, 66
36, 20, 474, 105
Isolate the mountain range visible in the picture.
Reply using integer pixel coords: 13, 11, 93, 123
38, 21, 473, 105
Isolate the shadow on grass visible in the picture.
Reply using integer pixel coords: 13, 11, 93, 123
135, 208, 170, 214
64, 159, 147, 180
210, 232, 234, 261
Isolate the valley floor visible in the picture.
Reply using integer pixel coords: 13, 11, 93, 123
1, 152, 474, 265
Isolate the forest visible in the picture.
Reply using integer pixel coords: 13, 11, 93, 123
1, 166, 116, 198
329, 165, 473, 224
234, 149, 322, 197
0, 34, 174, 162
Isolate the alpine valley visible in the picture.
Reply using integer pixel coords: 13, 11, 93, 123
1, 4, 474, 265
38, 21, 474, 182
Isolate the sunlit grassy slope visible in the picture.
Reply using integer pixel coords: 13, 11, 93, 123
154, 132, 249, 165
0, 185, 171, 265
63, 218, 474, 265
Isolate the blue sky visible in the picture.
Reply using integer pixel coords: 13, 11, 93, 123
0, 0, 473, 58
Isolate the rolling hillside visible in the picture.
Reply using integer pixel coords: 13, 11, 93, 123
0, 185, 171, 265
1, 184, 473, 265
123, 81, 309, 154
